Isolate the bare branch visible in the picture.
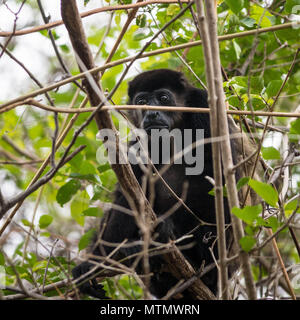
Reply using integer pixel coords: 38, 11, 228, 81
3, 99, 300, 118
195, 0, 228, 299
202, 0, 257, 299
2, 135, 39, 161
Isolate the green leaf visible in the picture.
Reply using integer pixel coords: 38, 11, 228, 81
59, 44, 70, 53
227, 95, 244, 109
41, 232, 51, 238
70, 173, 99, 185
32, 260, 47, 272
285, 0, 300, 13
39, 215, 53, 229
69, 152, 84, 170
100, 169, 117, 191
237, 177, 250, 191
261, 147, 281, 160
240, 17, 256, 28
0, 252, 4, 265
267, 216, 279, 232
21, 219, 33, 227
232, 40, 241, 59
79, 229, 96, 251
284, 199, 300, 216
133, 29, 151, 41
239, 236, 256, 252
208, 186, 227, 197
136, 14, 146, 28
225, 0, 245, 15
248, 179, 279, 208
166, 4, 180, 16
56, 179, 81, 207
78, 161, 97, 175
250, 77, 264, 94
290, 118, 300, 135
231, 76, 247, 87
232, 204, 262, 225
248, 96, 266, 110
115, 14, 121, 26
82, 207, 103, 217
265, 80, 283, 98
250, 5, 273, 27
71, 190, 89, 226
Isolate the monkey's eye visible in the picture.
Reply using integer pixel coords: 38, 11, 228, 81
159, 94, 169, 104
136, 97, 148, 105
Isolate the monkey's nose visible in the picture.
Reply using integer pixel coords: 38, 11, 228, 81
147, 111, 159, 119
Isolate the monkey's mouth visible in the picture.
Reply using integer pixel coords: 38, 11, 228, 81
143, 123, 169, 132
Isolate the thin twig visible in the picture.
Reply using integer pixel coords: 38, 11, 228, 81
0, 145, 86, 218
1, 135, 39, 161
0, 43, 54, 106
3, 99, 300, 118
266, 228, 296, 300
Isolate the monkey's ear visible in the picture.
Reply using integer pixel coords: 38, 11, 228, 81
178, 73, 188, 88
176, 73, 192, 95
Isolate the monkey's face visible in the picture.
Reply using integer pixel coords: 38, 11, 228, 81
130, 88, 184, 134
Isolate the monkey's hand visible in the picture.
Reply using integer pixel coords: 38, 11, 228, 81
72, 262, 109, 299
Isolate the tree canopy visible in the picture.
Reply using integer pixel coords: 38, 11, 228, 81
0, 0, 299, 301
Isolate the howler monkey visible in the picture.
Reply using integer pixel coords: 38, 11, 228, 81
72, 69, 248, 299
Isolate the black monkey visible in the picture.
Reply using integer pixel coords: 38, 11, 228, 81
72, 69, 237, 299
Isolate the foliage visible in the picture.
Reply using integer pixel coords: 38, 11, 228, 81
0, 0, 299, 300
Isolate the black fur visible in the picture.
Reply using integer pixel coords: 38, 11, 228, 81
72, 69, 232, 299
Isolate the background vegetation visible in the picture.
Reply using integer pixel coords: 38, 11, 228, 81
0, 0, 299, 300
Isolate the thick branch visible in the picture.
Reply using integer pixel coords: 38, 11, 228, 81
195, 0, 228, 299
203, 0, 257, 299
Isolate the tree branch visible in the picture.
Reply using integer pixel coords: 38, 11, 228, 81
201, 0, 257, 299
195, 0, 228, 299
3, 99, 300, 118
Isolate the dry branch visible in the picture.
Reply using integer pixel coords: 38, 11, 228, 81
207, 0, 257, 300
196, 0, 258, 299
3, 100, 300, 118
195, 0, 228, 299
